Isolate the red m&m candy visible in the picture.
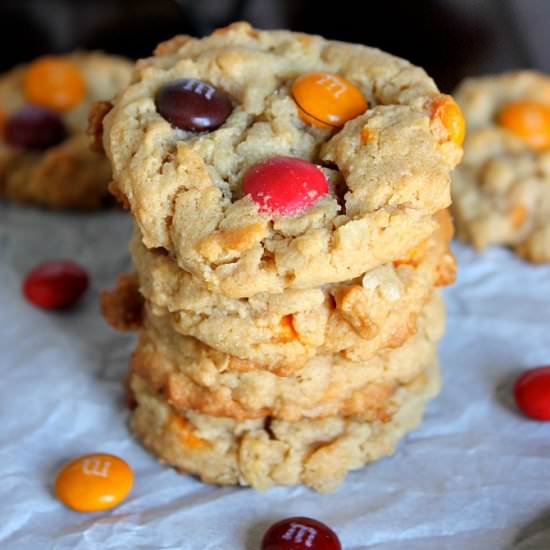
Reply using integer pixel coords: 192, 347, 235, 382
242, 156, 329, 216
262, 516, 341, 550
23, 260, 89, 310
514, 366, 550, 421
155, 78, 233, 131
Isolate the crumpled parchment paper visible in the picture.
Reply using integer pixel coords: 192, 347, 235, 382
1, 202, 549, 550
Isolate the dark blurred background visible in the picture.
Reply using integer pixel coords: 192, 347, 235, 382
0, 0, 548, 92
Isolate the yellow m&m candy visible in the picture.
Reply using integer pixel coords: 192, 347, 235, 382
498, 100, 550, 151
292, 72, 367, 129
55, 453, 133, 512
430, 95, 465, 146
24, 56, 85, 112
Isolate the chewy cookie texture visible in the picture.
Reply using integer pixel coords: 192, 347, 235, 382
129, 211, 453, 371
129, 359, 441, 493
452, 71, 550, 262
123, 292, 444, 422
0, 52, 131, 209
100, 22, 463, 492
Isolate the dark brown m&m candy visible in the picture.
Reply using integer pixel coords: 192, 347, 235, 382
262, 516, 341, 550
155, 78, 232, 132
5, 106, 66, 150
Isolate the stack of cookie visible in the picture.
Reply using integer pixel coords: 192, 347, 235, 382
100, 23, 463, 492
0, 52, 131, 209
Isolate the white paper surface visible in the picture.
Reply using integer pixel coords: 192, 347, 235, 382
1, 202, 550, 550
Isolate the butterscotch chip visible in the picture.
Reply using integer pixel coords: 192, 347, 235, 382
102, 22, 462, 296
0, 52, 131, 209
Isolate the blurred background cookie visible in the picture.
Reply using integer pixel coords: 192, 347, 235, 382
0, 52, 131, 209
451, 71, 550, 261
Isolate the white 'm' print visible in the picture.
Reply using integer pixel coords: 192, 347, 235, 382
82, 458, 111, 478
183, 79, 216, 100
315, 74, 347, 97
281, 522, 318, 547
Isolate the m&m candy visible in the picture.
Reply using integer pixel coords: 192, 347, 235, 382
155, 78, 233, 131
291, 72, 367, 129
55, 453, 133, 512
514, 366, 550, 421
5, 106, 66, 150
23, 56, 86, 112
242, 156, 329, 216
262, 516, 342, 550
430, 95, 465, 146
498, 100, 550, 150
23, 260, 89, 310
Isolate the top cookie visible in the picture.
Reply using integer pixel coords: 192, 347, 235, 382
0, 52, 131, 209
451, 71, 550, 261
103, 22, 462, 296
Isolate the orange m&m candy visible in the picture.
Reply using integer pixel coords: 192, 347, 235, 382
24, 56, 85, 112
55, 453, 133, 512
498, 100, 550, 150
292, 72, 367, 129
430, 95, 465, 146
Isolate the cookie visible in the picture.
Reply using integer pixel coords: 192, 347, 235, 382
129, 357, 441, 493
0, 52, 131, 209
129, 211, 454, 369
102, 22, 462, 296
451, 71, 550, 261
98, 24, 458, 493
129, 292, 444, 421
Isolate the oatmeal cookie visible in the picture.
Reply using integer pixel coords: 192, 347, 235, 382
129, 357, 440, 493
451, 71, 550, 261
130, 211, 453, 369
129, 292, 443, 421
102, 22, 462, 296
0, 52, 131, 209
